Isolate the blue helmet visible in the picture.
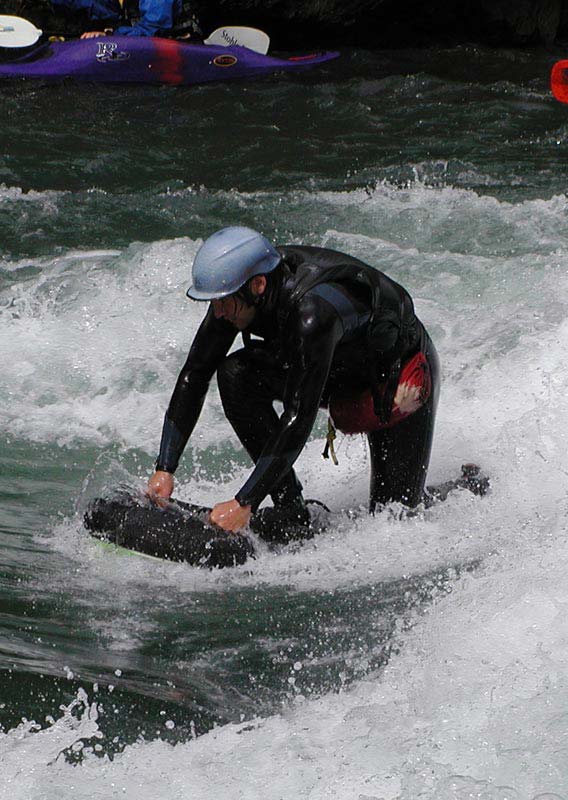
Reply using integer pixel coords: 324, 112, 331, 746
186, 227, 281, 301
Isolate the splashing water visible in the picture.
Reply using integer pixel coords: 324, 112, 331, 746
1, 45, 568, 799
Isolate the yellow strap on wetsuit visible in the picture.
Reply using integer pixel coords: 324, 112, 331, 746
322, 417, 339, 466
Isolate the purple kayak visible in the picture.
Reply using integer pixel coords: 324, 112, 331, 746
0, 36, 339, 86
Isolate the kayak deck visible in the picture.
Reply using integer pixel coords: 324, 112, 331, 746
0, 36, 339, 85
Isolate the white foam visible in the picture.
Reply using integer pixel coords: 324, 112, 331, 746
2, 527, 567, 799
2, 180, 568, 451
0, 237, 225, 450
3, 181, 568, 797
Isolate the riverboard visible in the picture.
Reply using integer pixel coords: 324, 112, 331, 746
94, 537, 164, 562
84, 492, 255, 568
0, 36, 339, 86
84, 465, 488, 568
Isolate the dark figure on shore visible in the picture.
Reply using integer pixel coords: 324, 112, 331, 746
147, 227, 440, 533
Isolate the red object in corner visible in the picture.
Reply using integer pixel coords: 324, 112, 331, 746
551, 60, 568, 104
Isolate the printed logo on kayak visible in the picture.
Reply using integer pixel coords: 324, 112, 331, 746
96, 42, 130, 62
213, 54, 238, 68
218, 30, 240, 46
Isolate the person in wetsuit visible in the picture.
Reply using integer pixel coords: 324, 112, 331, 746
49, 0, 201, 39
147, 227, 440, 534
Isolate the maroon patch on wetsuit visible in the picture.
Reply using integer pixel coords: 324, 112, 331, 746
153, 38, 184, 85
330, 352, 432, 433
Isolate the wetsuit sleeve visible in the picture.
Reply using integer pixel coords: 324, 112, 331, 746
156, 306, 237, 473
115, 0, 176, 36
235, 294, 344, 511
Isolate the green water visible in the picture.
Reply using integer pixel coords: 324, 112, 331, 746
1, 43, 568, 761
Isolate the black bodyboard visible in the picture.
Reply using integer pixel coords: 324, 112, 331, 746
84, 492, 254, 569
83, 465, 488, 568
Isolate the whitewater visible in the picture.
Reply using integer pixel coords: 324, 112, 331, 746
1, 45, 568, 799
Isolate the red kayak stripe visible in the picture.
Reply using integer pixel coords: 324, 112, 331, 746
153, 38, 185, 85
551, 60, 568, 104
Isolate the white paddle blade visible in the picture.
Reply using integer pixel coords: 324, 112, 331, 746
0, 15, 42, 48
204, 26, 270, 55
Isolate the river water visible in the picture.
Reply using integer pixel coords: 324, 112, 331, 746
1, 44, 568, 799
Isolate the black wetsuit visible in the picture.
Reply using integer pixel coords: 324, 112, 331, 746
156, 246, 440, 512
